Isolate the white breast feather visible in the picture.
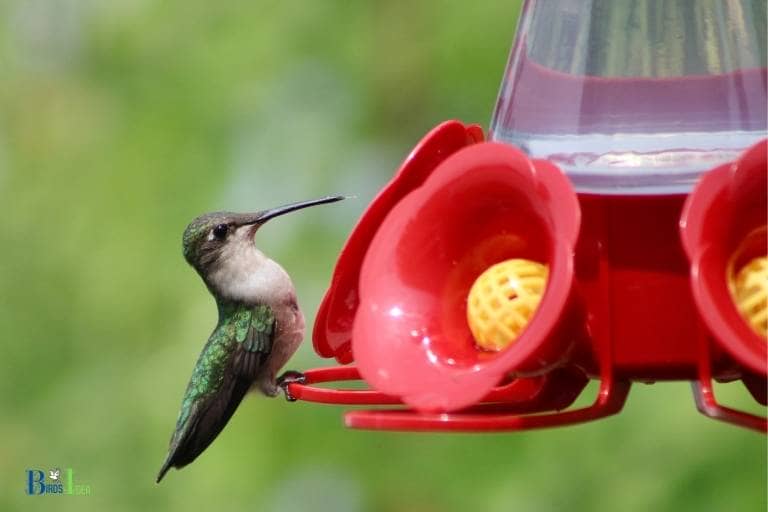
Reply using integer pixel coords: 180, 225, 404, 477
208, 227, 295, 305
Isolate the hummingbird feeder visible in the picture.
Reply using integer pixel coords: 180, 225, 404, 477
287, 0, 768, 433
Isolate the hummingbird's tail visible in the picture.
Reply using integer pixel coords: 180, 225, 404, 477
156, 377, 251, 483
156, 456, 174, 484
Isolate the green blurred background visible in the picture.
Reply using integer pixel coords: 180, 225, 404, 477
1, 1, 765, 510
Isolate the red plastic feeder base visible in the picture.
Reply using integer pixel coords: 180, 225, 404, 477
288, 365, 766, 433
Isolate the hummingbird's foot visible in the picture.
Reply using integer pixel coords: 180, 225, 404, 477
276, 370, 306, 402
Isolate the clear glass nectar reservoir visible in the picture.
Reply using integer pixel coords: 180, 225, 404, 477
490, 0, 767, 194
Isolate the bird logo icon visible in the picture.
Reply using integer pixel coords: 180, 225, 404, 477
49, 468, 60, 481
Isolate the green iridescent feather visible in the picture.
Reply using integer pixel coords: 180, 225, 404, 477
174, 302, 275, 429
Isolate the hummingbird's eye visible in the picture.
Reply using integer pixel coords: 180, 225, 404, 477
212, 224, 229, 240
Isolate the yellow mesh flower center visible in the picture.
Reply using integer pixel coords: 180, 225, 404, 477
730, 256, 768, 339
466, 259, 548, 351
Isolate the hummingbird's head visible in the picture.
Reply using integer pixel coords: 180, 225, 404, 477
181, 196, 345, 281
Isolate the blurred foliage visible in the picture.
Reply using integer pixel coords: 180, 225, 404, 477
0, 1, 765, 511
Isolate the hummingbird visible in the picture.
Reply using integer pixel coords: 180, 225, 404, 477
156, 195, 345, 483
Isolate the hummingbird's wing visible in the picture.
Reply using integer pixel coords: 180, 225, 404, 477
156, 303, 275, 483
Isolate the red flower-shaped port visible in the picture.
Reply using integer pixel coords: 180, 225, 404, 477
313, 121, 483, 364
681, 138, 767, 375
350, 142, 583, 412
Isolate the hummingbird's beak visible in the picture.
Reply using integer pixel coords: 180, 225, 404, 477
240, 195, 346, 226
